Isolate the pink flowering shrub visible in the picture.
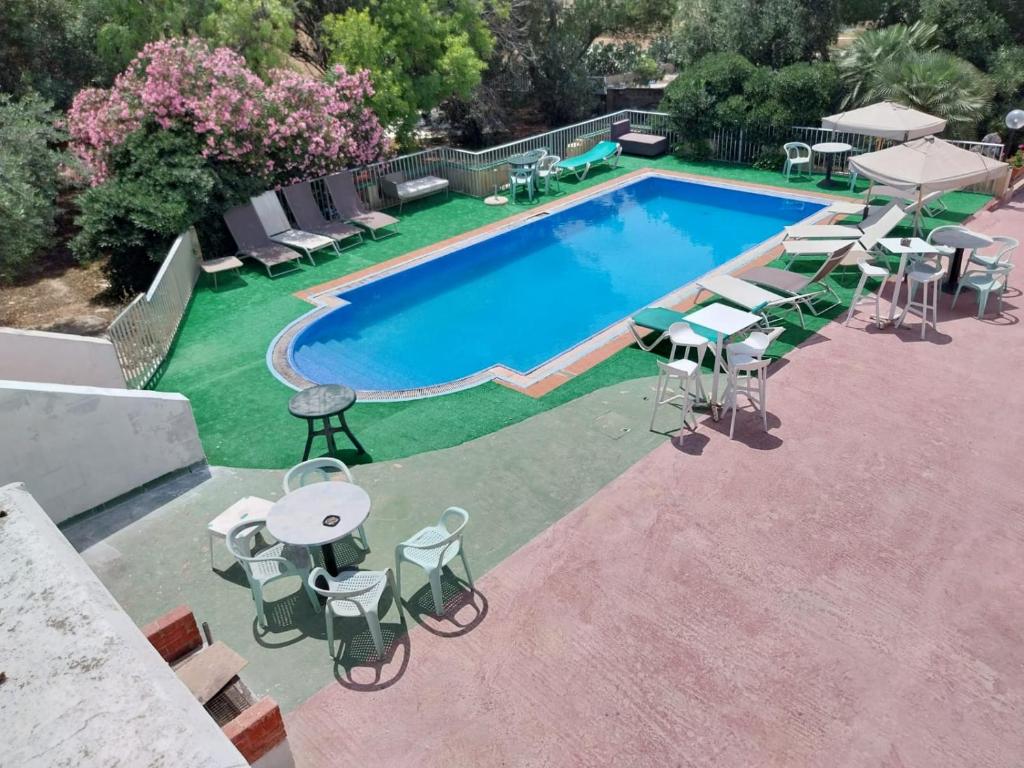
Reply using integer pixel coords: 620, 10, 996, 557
67, 38, 388, 184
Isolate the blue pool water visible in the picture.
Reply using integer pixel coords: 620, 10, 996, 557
288, 176, 823, 391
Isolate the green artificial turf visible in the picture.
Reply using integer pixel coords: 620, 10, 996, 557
151, 154, 991, 469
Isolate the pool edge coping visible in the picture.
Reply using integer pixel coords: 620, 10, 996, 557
269, 167, 848, 400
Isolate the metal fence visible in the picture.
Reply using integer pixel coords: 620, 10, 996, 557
106, 227, 201, 388
319, 110, 1005, 212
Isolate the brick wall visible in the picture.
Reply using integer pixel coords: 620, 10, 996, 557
223, 697, 287, 764
141, 605, 202, 663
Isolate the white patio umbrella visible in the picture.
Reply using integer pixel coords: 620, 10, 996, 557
822, 101, 946, 142
849, 136, 1009, 230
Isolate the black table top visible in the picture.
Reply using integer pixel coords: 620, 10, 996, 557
289, 384, 357, 419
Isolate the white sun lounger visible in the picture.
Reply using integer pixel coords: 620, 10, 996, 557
780, 205, 906, 266
694, 274, 808, 328
785, 201, 904, 240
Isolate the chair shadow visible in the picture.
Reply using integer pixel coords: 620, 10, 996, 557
251, 591, 322, 649
313, 446, 375, 467
403, 573, 488, 638
698, 410, 784, 450
332, 616, 411, 691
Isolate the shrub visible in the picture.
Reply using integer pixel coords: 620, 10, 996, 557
633, 57, 660, 85
67, 37, 388, 185
72, 125, 264, 296
584, 42, 643, 75
0, 93, 67, 282
660, 53, 757, 143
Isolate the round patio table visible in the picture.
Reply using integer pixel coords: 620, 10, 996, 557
267, 482, 370, 576
811, 141, 853, 184
929, 227, 994, 293
289, 384, 365, 461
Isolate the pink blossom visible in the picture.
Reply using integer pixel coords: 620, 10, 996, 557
67, 38, 389, 185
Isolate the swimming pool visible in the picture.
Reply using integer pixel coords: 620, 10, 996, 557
283, 174, 825, 395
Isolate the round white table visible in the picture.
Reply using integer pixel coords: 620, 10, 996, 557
267, 483, 371, 575
929, 228, 994, 292
811, 141, 853, 184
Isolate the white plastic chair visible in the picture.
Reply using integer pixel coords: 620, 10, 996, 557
283, 458, 369, 551
845, 259, 890, 328
649, 358, 700, 434
395, 507, 474, 616
722, 355, 771, 439
536, 155, 561, 194
226, 519, 318, 629
952, 263, 1013, 318
307, 566, 401, 658
969, 236, 1017, 290
724, 327, 783, 360
667, 321, 709, 401
782, 142, 812, 180
896, 263, 945, 338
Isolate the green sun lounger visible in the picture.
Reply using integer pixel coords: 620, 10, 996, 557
555, 140, 623, 181
629, 307, 716, 351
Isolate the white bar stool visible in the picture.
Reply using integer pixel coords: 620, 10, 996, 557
722, 354, 771, 439
896, 263, 945, 339
845, 259, 890, 327
667, 321, 710, 401
650, 358, 700, 434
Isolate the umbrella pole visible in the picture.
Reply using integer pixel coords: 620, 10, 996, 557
915, 187, 923, 237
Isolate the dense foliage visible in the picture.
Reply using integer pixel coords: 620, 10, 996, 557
321, 0, 493, 145
0, 95, 68, 282
671, 0, 841, 68
660, 53, 841, 156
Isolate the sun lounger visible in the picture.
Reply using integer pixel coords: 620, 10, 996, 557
250, 191, 339, 264
740, 243, 855, 315
628, 306, 717, 351
324, 171, 400, 240
223, 203, 304, 277
784, 201, 905, 241
282, 181, 363, 250
556, 140, 622, 182
780, 204, 905, 267
694, 274, 808, 328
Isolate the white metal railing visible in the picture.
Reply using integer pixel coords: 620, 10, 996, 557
314, 110, 1004, 212
106, 227, 201, 388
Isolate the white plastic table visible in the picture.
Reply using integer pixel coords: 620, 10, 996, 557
878, 237, 940, 322
929, 228, 994, 292
684, 303, 762, 418
266, 483, 371, 575
811, 141, 853, 183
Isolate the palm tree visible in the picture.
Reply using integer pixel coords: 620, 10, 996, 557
866, 51, 994, 134
837, 22, 938, 107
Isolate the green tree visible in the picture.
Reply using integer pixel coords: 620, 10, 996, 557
0, 0, 101, 106
322, 0, 492, 145
0, 94, 68, 282
918, 0, 1011, 67
202, 0, 297, 75
92, 0, 296, 80
673, 0, 841, 68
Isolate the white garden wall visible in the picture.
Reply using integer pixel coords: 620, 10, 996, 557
0, 327, 126, 388
0, 380, 205, 523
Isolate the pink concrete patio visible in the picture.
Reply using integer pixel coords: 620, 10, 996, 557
287, 195, 1024, 767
